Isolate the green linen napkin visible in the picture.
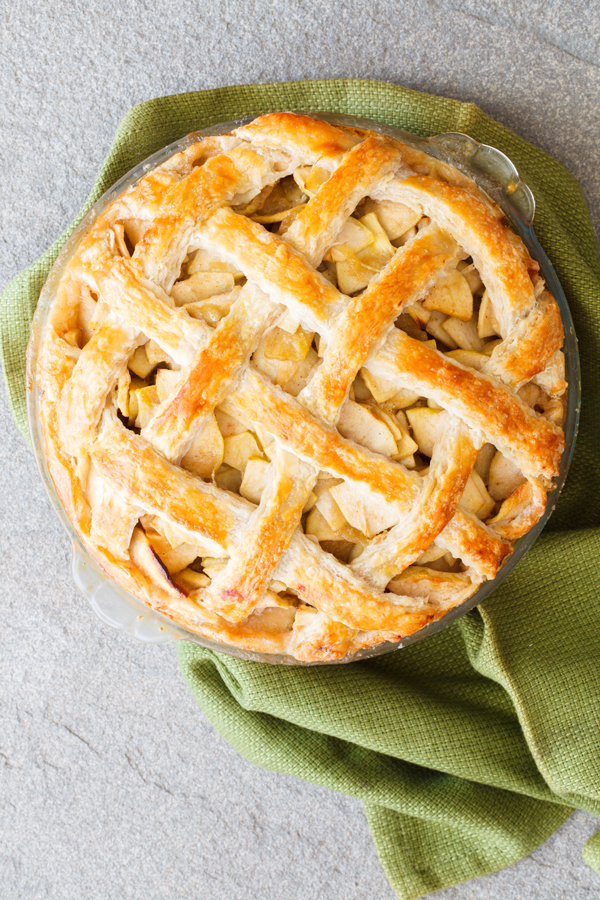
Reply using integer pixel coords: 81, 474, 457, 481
2, 79, 599, 899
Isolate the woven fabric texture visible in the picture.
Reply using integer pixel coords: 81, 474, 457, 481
1, 79, 599, 900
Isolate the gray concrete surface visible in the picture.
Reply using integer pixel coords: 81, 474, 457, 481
1, 1, 600, 897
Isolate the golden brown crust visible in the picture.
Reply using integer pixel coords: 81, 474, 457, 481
485, 290, 565, 388
352, 418, 480, 586
366, 329, 564, 482
236, 112, 357, 161
229, 369, 421, 506
284, 135, 403, 265
198, 207, 343, 328
437, 510, 513, 579
374, 174, 537, 335
92, 419, 237, 551
307, 225, 461, 416
33, 112, 568, 661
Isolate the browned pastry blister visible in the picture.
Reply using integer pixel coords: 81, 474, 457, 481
33, 113, 567, 662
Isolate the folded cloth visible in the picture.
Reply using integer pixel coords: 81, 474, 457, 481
1, 79, 599, 900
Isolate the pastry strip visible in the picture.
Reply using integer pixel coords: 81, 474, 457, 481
365, 329, 564, 482
91, 416, 471, 632
283, 135, 405, 265
196, 207, 345, 332
228, 369, 420, 505
302, 224, 463, 417
351, 417, 480, 589
235, 112, 357, 162
374, 174, 537, 335
142, 284, 280, 460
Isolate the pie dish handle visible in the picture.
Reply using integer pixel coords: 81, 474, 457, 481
426, 132, 536, 227
71, 546, 178, 644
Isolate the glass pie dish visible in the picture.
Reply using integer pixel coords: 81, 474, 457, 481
26, 113, 580, 664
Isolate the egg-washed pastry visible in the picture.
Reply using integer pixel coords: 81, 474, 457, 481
32, 113, 567, 662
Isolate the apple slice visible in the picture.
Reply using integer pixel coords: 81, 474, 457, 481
201, 557, 229, 579
445, 348, 487, 371
488, 452, 526, 501
171, 272, 235, 305
116, 369, 131, 417
351, 373, 372, 403
478, 290, 501, 339
319, 540, 356, 563
416, 544, 447, 565
459, 474, 485, 515
394, 226, 417, 247
360, 369, 421, 409
159, 520, 193, 550
303, 491, 317, 512
474, 443, 496, 483
348, 543, 364, 562
304, 506, 364, 546
134, 385, 160, 429
370, 407, 419, 459
142, 518, 172, 559
293, 165, 329, 197
361, 368, 401, 403
129, 527, 185, 598
145, 340, 172, 369
335, 251, 377, 294
313, 480, 348, 533
183, 287, 240, 327
395, 427, 419, 459
482, 338, 503, 357
337, 401, 398, 456
122, 218, 148, 247
223, 431, 263, 472
262, 325, 314, 362
357, 212, 395, 269
407, 300, 431, 328
425, 310, 458, 349
305, 165, 331, 194
405, 407, 445, 458
370, 406, 403, 440
214, 407, 248, 437
239, 456, 270, 504
457, 261, 484, 295
469, 469, 495, 519
181, 413, 225, 479
360, 199, 422, 240
127, 376, 148, 426
252, 342, 299, 386
281, 348, 320, 396
276, 309, 301, 334
214, 464, 242, 493
128, 345, 154, 379
188, 248, 243, 278
423, 270, 473, 321
487, 484, 531, 530
173, 567, 211, 593
304, 506, 341, 543
158, 542, 201, 575
330, 216, 374, 254
442, 316, 486, 352
330, 481, 399, 537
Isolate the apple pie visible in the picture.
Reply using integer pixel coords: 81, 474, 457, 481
31, 112, 567, 661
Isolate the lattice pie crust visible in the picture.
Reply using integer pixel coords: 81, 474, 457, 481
33, 113, 567, 661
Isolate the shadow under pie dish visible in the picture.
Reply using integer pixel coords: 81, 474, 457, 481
27, 112, 578, 664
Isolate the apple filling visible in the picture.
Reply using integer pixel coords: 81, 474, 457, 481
101, 188, 558, 602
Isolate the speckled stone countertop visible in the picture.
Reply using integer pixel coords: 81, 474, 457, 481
1, 2, 599, 897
